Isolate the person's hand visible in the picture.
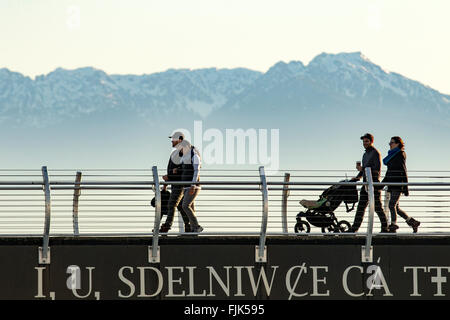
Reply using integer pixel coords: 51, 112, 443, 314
189, 186, 195, 195
162, 175, 168, 181
173, 168, 178, 174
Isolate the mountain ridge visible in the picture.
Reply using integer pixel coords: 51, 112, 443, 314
1, 52, 449, 127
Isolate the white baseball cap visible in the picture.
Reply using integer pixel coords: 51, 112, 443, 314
169, 131, 185, 141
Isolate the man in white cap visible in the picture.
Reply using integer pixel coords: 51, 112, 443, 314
159, 131, 192, 233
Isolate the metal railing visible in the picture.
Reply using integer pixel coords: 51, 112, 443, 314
1, 166, 450, 263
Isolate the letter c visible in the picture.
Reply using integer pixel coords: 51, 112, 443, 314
342, 266, 364, 297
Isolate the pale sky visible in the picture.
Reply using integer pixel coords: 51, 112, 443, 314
1, 0, 449, 94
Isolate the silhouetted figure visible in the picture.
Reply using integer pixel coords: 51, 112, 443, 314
382, 136, 420, 233
349, 133, 388, 233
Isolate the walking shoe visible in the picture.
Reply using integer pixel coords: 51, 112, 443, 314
159, 223, 171, 233
191, 226, 203, 233
407, 218, 421, 233
380, 227, 389, 233
388, 224, 399, 233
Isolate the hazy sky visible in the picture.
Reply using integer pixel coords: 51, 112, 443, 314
1, 0, 449, 94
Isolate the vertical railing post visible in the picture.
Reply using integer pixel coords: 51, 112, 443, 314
177, 212, 184, 234
384, 189, 390, 226
72, 171, 82, 236
149, 166, 161, 263
256, 166, 269, 263
362, 167, 375, 263
281, 173, 290, 234
39, 166, 51, 264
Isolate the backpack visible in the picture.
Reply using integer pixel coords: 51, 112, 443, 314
150, 189, 171, 216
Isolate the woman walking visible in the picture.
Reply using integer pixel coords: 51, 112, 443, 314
382, 136, 420, 233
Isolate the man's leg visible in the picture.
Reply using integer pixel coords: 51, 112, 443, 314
162, 185, 184, 230
177, 199, 192, 232
182, 188, 201, 231
351, 188, 369, 232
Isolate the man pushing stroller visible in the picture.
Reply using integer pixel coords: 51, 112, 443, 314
347, 133, 389, 233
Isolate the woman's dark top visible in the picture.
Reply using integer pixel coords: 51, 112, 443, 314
382, 150, 409, 196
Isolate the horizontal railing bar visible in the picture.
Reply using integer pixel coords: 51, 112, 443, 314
2, 168, 450, 172
1, 192, 446, 198
0, 215, 153, 218
2, 180, 450, 187
3, 216, 450, 220
2, 210, 450, 214
50, 187, 262, 191
49, 199, 266, 202
3, 174, 449, 179
269, 188, 450, 192
268, 182, 450, 186
2, 232, 450, 237
0, 182, 45, 185
1, 186, 449, 192
0, 187, 43, 190
0, 221, 280, 224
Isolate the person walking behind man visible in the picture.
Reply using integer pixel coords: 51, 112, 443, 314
179, 139, 203, 233
349, 133, 389, 233
159, 132, 192, 233
381, 136, 420, 233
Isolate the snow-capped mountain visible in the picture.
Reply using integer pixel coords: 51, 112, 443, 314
0, 52, 449, 127
306, 52, 449, 111
224, 52, 450, 117
0, 66, 262, 126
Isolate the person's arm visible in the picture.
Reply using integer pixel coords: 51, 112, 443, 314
353, 160, 364, 181
398, 152, 409, 195
191, 153, 201, 188
188, 154, 201, 195
403, 156, 408, 182
372, 150, 381, 179
164, 158, 171, 181
352, 157, 363, 181
400, 152, 407, 179
191, 164, 200, 187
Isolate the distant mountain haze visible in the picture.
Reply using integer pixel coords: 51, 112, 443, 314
0, 52, 449, 170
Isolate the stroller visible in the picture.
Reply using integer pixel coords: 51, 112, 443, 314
294, 180, 358, 233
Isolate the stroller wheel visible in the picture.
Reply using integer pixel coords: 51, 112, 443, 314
294, 221, 311, 234
336, 220, 352, 233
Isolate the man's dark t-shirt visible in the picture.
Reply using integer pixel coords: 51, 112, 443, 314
357, 146, 382, 182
